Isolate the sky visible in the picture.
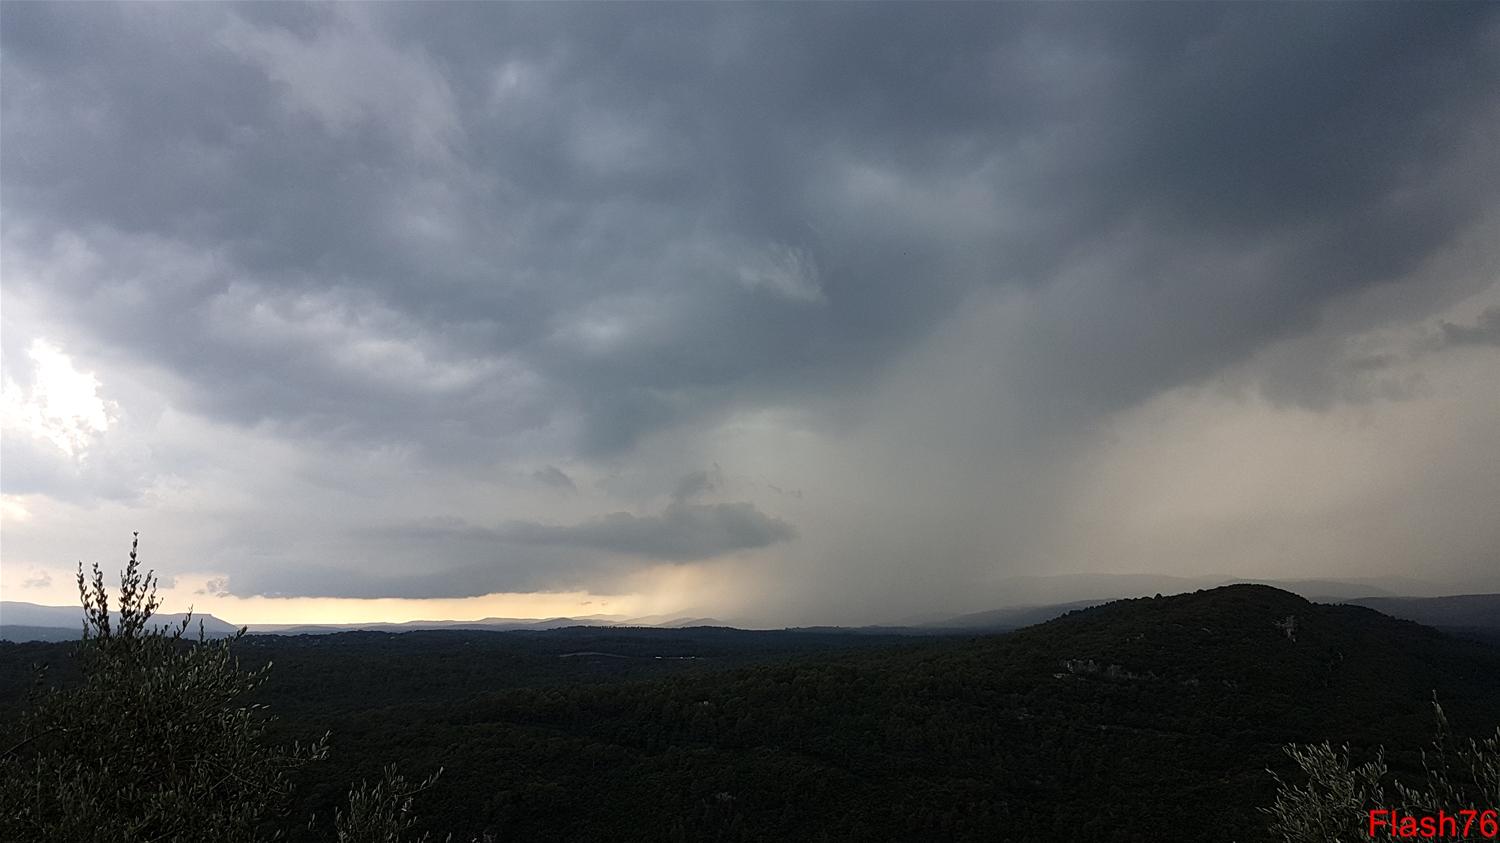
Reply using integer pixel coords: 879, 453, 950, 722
2, 3, 1498, 627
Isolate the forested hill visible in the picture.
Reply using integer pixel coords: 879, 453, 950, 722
3, 585, 1496, 841
246, 585, 1500, 842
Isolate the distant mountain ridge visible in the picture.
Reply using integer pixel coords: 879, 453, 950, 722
0, 601, 722, 642
246, 614, 727, 637
5, 580, 1494, 643
1342, 593, 1500, 630
930, 599, 1112, 630
0, 601, 240, 642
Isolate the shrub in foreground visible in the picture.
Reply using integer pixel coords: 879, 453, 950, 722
1264, 699, 1500, 843
0, 534, 457, 842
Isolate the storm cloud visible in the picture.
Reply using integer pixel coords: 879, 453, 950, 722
1441, 308, 1500, 349
503, 501, 795, 561
2, 3, 1497, 622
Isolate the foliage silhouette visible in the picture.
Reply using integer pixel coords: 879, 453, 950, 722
0, 534, 329, 841
1264, 698, 1500, 842
0, 535, 452, 843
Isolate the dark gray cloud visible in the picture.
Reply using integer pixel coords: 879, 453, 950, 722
531, 465, 577, 492
223, 545, 593, 600
502, 500, 794, 562
671, 467, 721, 503
6, 3, 1494, 457
1441, 308, 1500, 348
3, 3, 1497, 609
218, 500, 794, 599
196, 577, 231, 598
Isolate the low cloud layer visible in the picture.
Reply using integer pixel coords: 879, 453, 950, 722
2, 3, 1497, 623
504, 501, 795, 562
1441, 308, 1500, 348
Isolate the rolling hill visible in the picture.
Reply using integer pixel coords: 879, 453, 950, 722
263, 586, 1500, 841
5, 585, 1496, 841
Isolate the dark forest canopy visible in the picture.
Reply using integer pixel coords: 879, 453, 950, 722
4, 583, 1499, 841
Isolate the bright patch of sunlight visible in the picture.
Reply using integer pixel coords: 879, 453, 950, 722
1, 339, 114, 458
